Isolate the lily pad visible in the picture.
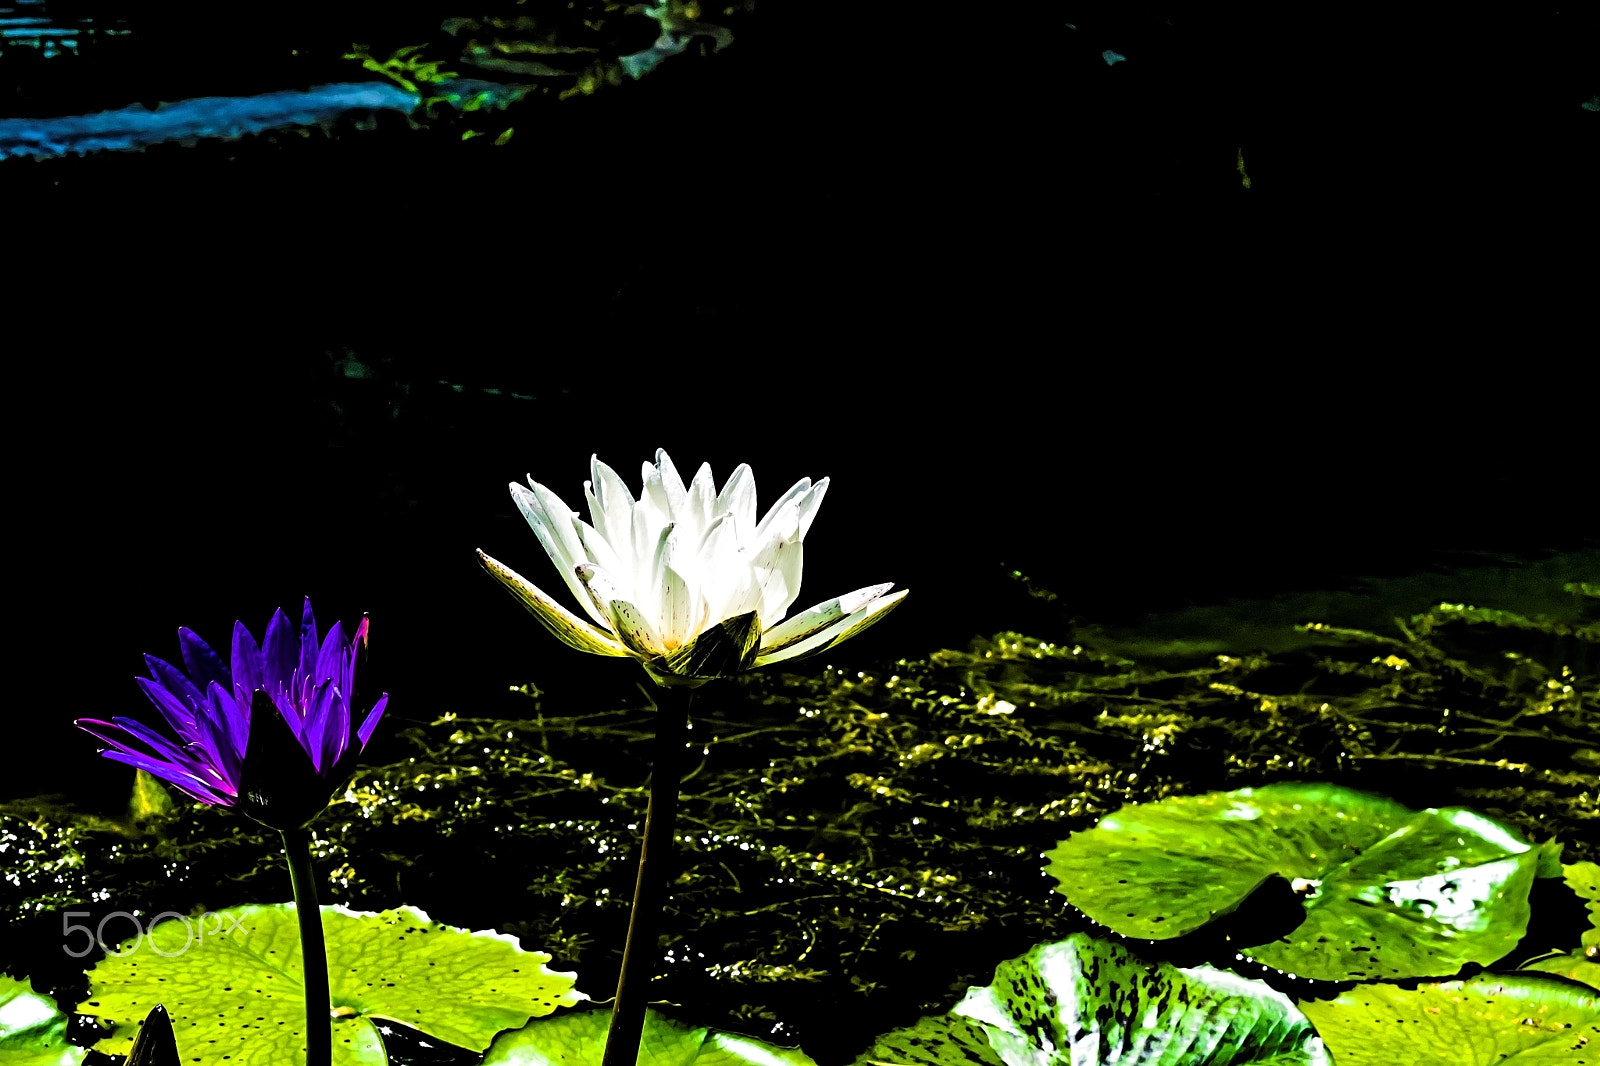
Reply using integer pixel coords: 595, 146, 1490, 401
78, 903, 584, 1065
857, 933, 1330, 1066
1565, 862, 1600, 953
1044, 784, 1547, 980
0, 975, 85, 1066
851, 1014, 1005, 1066
1297, 973, 1600, 1065
481, 1005, 819, 1066
1520, 951, 1600, 992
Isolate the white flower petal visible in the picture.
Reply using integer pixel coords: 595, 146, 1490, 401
720, 567, 765, 627
714, 463, 756, 540
794, 476, 830, 541
656, 529, 697, 648
741, 509, 801, 622
754, 476, 812, 541
587, 456, 636, 552
697, 515, 739, 624
477, 550, 629, 658
655, 449, 688, 517
639, 459, 672, 526
755, 588, 907, 668
574, 562, 623, 622
628, 504, 667, 602
758, 538, 805, 625
512, 481, 608, 628
576, 518, 628, 588
684, 462, 716, 537
759, 582, 895, 654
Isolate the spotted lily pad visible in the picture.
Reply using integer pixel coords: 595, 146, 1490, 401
855, 933, 1330, 1066
77, 904, 584, 1065
1297, 973, 1600, 1065
1044, 783, 1549, 980
481, 1005, 819, 1066
0, 975, 85, 1066
851, 1013, 1005, 1066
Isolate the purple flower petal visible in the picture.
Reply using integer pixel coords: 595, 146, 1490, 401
300, 678, 343, 773
143, 654, 206, 715
80, 715, 192, 767
261, 607, 298, 699
77, 716, 239, 799
177, 627, 230, 696
135, 676, 199, 739
357, 693, 389, 747
98, 749, 236, 806
314, 620, 346, 690
206, 680, 247, 778
181, 700, 229, 778
297, 598, 319, 689
231, 620, 263, 707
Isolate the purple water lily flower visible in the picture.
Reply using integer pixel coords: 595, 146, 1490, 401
77, 598, 390, 829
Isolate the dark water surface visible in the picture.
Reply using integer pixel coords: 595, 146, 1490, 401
2, 7, 1596, 1062
8, 350, 1596, 808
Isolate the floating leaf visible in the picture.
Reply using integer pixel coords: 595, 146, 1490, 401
1298, 974, 1600, 1065
0, 975, 85, 1066
1044, 784, 1546, 980
78, 904, 584, 1065
852, 1013, 1004, 1066
482, 1005, 818, 1066
1565, 862, 1600, 953
859, 934, 1329, 1066
1045, 784, 1412, 939
1520, 951, 1600, 991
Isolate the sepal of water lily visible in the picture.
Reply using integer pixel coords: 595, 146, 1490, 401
236, 689, 371, 831
126, 1005, 180, 1066
478, 549, 906, 685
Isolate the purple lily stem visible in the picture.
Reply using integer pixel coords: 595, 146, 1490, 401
281, 828, 332, 1066
601, 684, 697, 1066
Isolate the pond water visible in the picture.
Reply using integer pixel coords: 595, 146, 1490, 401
4, 571, 1597, 1063
3, 352, 1595, 1060
0, 0, 127, 60
3, 4, 1597, 1062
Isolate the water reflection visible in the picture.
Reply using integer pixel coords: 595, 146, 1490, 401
0, 0, 128, 58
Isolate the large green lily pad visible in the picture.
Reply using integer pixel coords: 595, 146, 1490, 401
1044, 783, 1548, 980
78, 904, 584, 1065
1298, 973, 1600, 1065
856, 933, 1330, 1066
0, 975, 85, 1066
481, 1005, 819, 1066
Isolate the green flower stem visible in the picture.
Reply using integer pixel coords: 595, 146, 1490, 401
281, 827, 331, 1066
602, 685, 697, 1066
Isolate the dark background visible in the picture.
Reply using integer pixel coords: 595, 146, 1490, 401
3, 3, 1594, 805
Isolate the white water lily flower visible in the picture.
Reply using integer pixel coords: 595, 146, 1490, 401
478, 449, 908, 687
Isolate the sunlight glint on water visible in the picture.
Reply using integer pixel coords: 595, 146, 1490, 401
0, 0, 128, 58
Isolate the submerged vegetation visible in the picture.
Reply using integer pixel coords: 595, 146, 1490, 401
2, 584, 1595, 1063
